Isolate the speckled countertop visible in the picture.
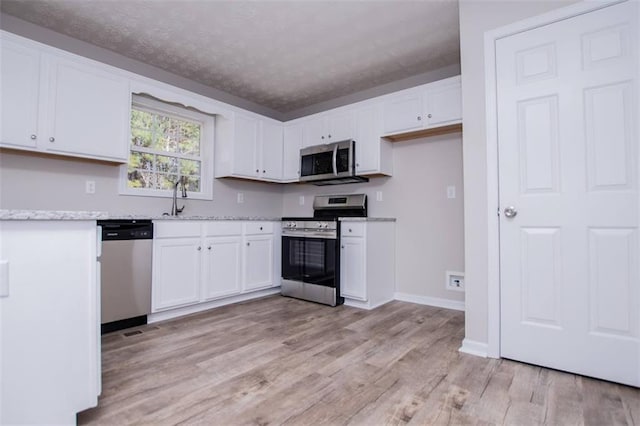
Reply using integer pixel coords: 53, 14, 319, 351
0, 210, 280, 221
339, 217, 396, 222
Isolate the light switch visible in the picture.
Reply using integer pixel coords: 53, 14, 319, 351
447, 185, 456, 199
376, 191, 383, 202
85, 180, 96, 194
237, 193, 244, 204
299, 196, 305, 206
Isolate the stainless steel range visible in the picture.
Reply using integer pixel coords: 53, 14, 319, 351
281, 194, 367, 306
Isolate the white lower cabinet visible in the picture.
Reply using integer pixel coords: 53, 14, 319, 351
203, 236, 242, 300
153, 237, 202, 310
340, 221, 395, 309
0, 221, 100, 425
152, 220, 279, 314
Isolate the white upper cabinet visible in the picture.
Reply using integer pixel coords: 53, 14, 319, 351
302, 109, 355, 147
423, 76, 462, 127
231, 114, 260, 177
215, 113, 284, 182
0, 38, 41, 149
260, 120, 284, 180
382, 75, 462, 136
382, 89, 424, 134
354, 103, 392, 176
0, 33, 130, 162
45, 56, 130, 161
282, 122, 303, 181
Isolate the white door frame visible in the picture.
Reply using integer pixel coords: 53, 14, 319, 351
483, 0, 630, 358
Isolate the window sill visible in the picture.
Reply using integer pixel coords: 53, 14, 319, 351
118, 187, 213, 201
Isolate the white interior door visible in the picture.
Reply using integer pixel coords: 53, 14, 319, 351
497, 0, 639, 387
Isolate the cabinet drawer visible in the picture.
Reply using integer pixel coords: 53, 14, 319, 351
203, 221, 243, 237
341, 222, 365, 237
244, 222, 274, 235
153, 221, 201, 238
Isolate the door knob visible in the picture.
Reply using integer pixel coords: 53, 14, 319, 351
504, 206, 518, 218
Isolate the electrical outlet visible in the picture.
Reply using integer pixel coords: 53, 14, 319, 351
445, 270, 465, 292
299, 195, 305, 206
447, 185, 456, 199
85, 180, 96, 194
376, 191, 383, 202
237, 193, 244, 204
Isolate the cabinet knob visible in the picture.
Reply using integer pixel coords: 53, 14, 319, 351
427, 113, 432, 119
417, 116, 422, 121
348, 228, 352, 232
328, 134, 332, 138
256, 169, 259, 173
208, 246, 212, 250
356, 163, 360, 167
321, 136, 325, 140
247, 242, 250, 246
30, 134, 37, 140
197, 246, 202, 251
341, 245, 345, 249
49, 137, 55, 142
262, 170, 266, 173
259, 226, 263, 230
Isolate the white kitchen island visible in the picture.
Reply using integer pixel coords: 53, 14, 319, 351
0, 212, 103, 425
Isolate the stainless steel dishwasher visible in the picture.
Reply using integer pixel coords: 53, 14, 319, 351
98, 219, 153, 334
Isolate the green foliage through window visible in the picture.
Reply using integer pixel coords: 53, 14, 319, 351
128, 105, 203, 193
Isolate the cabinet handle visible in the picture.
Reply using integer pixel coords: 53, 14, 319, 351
197, 246, 202, 251
417, 116, 422, 121
30, 134, 37, 140
49, 137, 55, 142
427, 113, 432, 119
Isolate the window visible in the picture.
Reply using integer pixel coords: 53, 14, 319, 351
121, 95, 214, 200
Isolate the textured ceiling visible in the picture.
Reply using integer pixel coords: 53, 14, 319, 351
1, 0, 461, 113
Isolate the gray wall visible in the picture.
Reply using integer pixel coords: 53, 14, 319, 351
459, 0, 580, 346
283, 134, 465, 302
0, 151, 284, 217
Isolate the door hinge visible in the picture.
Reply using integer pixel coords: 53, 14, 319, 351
497, 206, 501, 217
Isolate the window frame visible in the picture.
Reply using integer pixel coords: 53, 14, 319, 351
119, 95, 214, 200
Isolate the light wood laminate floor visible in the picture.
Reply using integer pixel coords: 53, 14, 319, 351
79, 296, 639, 425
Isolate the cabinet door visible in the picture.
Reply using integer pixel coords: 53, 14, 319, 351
260, 120, 283, 180
202, 236, 241, 300
47, 57, 130, 161
382, 90, 424, 134
326, 110, 354, 143
340, 237, 367, 300
424, 79, 462, 127
302, 116, 326, 147
354, 104, 381, 175
243, 234, 274, 291
152, 238, 201, 310
233, 114, 260, 177
282, 123, 303, 180
0, 39, 41, 149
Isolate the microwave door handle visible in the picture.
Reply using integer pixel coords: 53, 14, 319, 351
332, 144, 338, 176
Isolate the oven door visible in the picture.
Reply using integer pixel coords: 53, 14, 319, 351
282, 235, 337, 287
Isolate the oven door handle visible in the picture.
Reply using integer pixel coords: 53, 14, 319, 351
332, 144, 338, 176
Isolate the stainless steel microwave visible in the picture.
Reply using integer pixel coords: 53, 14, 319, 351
299, 140, 368, 185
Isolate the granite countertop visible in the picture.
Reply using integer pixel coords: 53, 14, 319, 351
0, 210, 280, 221
339, 217, 396, 222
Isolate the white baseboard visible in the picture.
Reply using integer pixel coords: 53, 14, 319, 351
458, 338, 488, 358
148, 287, 281, 323
394, 292, 465, 311
344, 297, 393, 310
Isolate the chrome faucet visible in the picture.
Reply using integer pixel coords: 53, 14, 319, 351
170, 178, 187, 216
